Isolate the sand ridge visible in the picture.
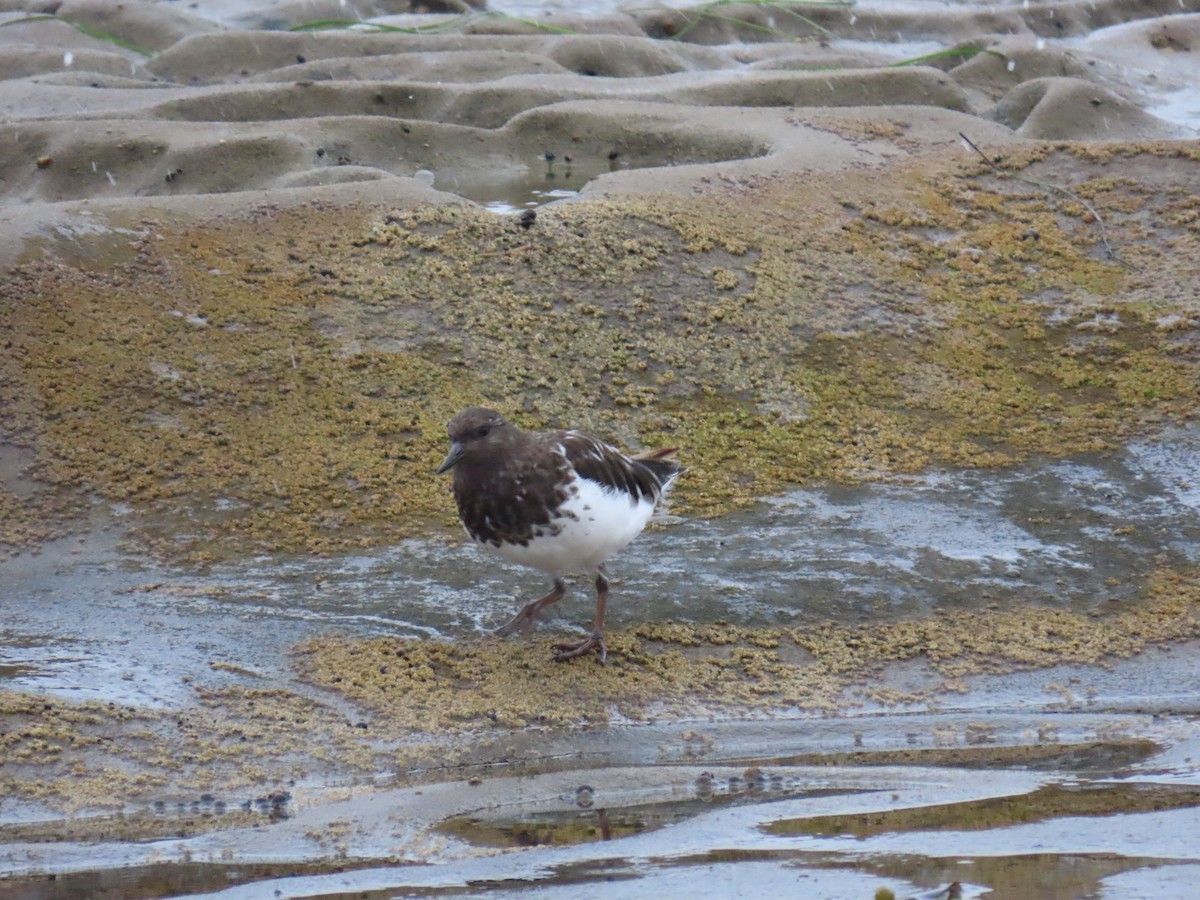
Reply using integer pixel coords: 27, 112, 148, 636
1, 0, 1197, 219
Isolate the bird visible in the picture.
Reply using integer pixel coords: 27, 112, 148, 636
436, 407, 681, 663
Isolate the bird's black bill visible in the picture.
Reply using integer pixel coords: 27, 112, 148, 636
436, 442, 464, 474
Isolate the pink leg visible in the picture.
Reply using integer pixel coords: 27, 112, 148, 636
553, 569, 609, 663
495, 578, 565, 637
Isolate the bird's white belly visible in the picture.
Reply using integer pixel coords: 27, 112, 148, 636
483, 476, 657, 575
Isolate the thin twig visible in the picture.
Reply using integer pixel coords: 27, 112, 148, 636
958, 133, 1136, 271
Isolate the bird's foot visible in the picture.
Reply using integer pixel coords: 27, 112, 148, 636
553, 630, 607, 664
494, 607, 536, 637
496, 581, 566, 637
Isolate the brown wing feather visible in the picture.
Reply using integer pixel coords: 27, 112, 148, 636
559, 432, 679, 504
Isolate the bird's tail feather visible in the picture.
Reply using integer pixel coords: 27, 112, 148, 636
632, 447, 682, 486
632, 447, 679, 462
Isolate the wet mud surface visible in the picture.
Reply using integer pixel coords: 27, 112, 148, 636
4, 430, 1200, 898
3, 0, 1200, 897
3, 429, 1198, 715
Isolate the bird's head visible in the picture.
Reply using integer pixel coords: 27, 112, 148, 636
436, 407, 516, 474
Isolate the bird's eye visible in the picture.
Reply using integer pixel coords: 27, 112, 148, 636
477, 426, 490, 438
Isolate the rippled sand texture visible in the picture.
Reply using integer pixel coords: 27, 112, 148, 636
1, 0, 1198, 219
2, 1, 1200, 898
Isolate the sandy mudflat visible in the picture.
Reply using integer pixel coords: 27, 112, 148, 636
3, 2, 1200, 898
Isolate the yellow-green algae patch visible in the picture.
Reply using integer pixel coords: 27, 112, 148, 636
767, 782, 1200, 837
748, 739, 1162, 771
0, 805, 269, 844
1, 145, 1198, 559
438, 768, 1181, 850
4, 567, 1197, 819
297, 568, 1200, 731
0, 682, 429, 814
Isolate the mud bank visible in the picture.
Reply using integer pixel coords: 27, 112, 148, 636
2, 1, 1200, 897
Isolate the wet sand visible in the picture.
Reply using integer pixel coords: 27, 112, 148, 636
2, 1, 1200, 897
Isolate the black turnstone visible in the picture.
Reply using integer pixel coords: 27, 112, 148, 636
436, 407, 681, 663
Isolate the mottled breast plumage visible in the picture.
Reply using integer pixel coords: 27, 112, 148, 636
452, 446, 570, 549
